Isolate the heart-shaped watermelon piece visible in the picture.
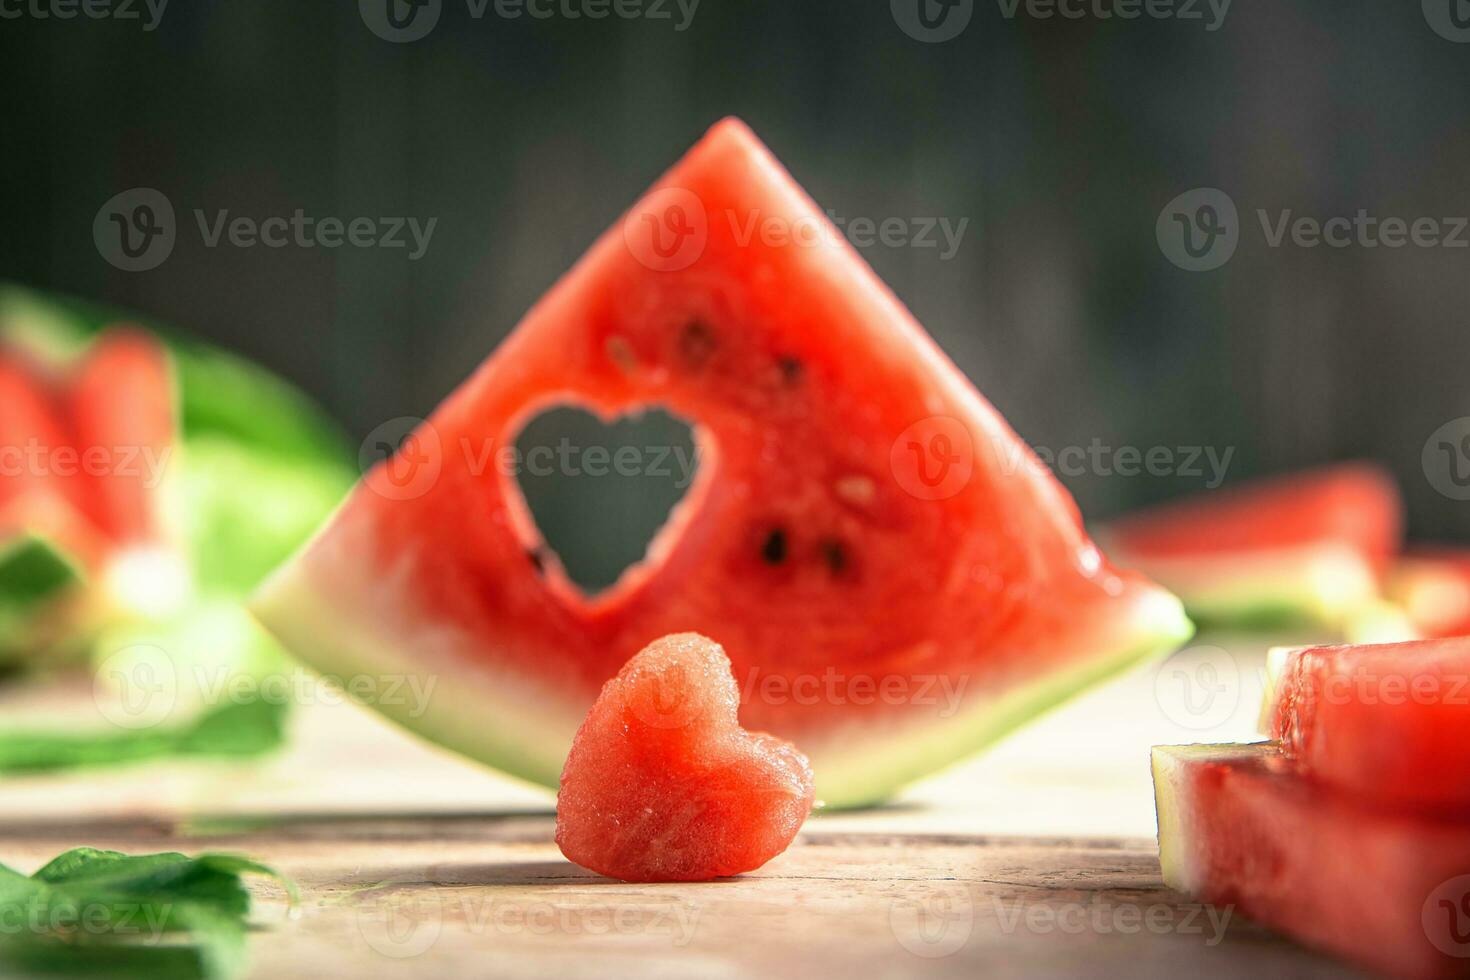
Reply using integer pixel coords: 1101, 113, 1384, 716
556, 633, 814, 882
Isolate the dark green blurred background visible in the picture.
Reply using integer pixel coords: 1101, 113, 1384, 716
4, 1, 1470, 585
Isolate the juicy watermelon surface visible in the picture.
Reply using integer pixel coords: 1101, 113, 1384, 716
1264, 638, 1470, 809
1153, 743, 1470, 978
556, 633, 813, 882
254, 119, 1191, 806
1108, 463, 1402, 627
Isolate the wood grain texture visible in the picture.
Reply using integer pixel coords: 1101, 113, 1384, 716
0, 818, 1356, 979
0, 636, 1358, 977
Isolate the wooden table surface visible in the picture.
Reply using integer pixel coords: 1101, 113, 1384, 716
0, 633, 1363, 978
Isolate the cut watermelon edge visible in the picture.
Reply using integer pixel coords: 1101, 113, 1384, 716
1151, 742, 1265, 895
252, 548, 1193, 808
1116, 541, 1380, 629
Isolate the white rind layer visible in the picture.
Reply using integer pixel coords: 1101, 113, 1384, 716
1116, 542, 1378, 626
253, 534, 1193, 808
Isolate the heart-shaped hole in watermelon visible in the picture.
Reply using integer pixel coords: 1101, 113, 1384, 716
510, 405, 702, 596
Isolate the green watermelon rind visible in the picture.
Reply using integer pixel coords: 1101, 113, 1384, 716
833, 598, 1194, 806
1113, 540, 1380, 633
254, 556, 1193, 808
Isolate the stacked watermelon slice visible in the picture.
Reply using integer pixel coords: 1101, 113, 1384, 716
1155, 638, 1470, 976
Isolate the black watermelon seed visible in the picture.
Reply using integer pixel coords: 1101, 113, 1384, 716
777, 356, 803, 384
527, 548, 547, 574
680, 320, 717, 366
820, 539, 849, 575
760, 528, 788, 565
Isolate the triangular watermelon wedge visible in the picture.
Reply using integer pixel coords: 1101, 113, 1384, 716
253, 119, 1192, 806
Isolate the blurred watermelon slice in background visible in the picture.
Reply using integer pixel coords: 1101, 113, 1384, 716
1107, 463, 1402, 630
0, 284, 353, 677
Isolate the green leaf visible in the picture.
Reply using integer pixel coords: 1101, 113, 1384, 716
0, 696, 288, 775
0, 847, 294, 980
0, 534, 83, 608
0, 534, 86, 666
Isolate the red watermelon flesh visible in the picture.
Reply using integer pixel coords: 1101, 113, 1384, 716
0, 329, 183, 653
1153, 743, 1470, 978
1108, 463, 1402, 627
65, 328, 177, 551
252, 118, 1192, 806
0, 350, 108, 571
556, 632, 813, 882
1264, 638, 1470, 809
1389, 549, 1470, 640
